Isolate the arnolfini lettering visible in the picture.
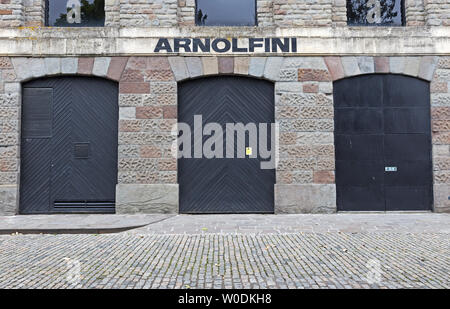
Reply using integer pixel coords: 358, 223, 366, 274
154, 38, 298, 53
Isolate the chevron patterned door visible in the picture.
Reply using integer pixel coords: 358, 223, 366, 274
178, 76, 275, 213
20, 77, 119, 214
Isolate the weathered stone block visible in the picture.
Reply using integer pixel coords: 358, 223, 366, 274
45, 58, 61, 75
78, 57, 95, 75
356, 56, 374, 74
283, 57, 327, 70
390, 57, 406, 74
136, 106, 163, 119
419, 56, 439, 81
275, 82, 303, 93
116, 184, 179, 214
298, 69, 331, 82
313, 170, 335, 184
341, 57, 361, 77
218, 57, 234, 74
93, 57, 111, 77
0, 185, 17, 215
275, 184, 336, 214
168, 57, 189, 81
248, 57, 267, 77
431, 94, 450, 107
119, 82, 150, 94
185, 57, 203, 78
433, 184, 450, 213
0, 93, 19, 106
140, 146, 162, 158
61, 58, 78, 74
202, 57, 219, 75
0, 57, 12, 69
374, 57, 389, 73
147, 57, 171, 70
162, 105, 177, 119
149, 82, 175, 95
278, 69, 297, 81
264, 57, 283, 81
119, 94, 143, 106
324, 57, 344, 81
119, 120, 141, 132
107, 57, 129, 81
126, 57, 147, 70
121, 69, 144, 82
119, 107, 136, 120
303, 83, 318, 93
403, 57, 421, 76
234, 57, 249, 75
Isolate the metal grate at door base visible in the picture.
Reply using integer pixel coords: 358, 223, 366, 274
54, 201, 115, 209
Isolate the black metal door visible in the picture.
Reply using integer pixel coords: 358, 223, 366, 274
20, 76, 119, 214
178, 76, 275, 213
334, 74, 432, 211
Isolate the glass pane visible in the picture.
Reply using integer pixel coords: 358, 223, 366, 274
347, 0, 404, 26
196, 0, 256, 26
46, 0, 105, 27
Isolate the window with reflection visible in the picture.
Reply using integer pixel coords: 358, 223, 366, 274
347, 0, 405, 26
45, 0, 105, 27
195, 0, 257, 26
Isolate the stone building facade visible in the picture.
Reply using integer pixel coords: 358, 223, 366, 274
0, 1, 449, 215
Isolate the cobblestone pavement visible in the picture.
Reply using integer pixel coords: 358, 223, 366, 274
0, 231, 449, 288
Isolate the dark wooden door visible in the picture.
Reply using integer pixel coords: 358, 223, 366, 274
20, 76, 118, 214
178, 76, 275, 213
334, 74, 432, 211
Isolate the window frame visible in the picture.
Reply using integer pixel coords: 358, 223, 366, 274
346, 0, 406, 27
194, 0, 258, 27
44, 0, 106, 27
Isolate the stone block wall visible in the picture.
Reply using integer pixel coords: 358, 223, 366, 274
274, 57, 336, 212
24, 0, 44, 26
273, 0, 333, 26
177, 0, 195, 26
425, 0, 450, 26
0, 0, 23, 27
332, 0, 347, 26
120, 0, 178, 27
117, 56, 177, 186
406, 0, 426, 26
105, 0, 120, 26
431, 56, 450, 212
258, 0, 274, 27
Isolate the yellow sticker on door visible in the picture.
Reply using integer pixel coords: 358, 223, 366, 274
246, 147, 252, 156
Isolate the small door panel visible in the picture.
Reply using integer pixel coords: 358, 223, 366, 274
335, 135, 384, 161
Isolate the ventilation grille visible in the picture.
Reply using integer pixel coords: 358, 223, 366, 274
54, 201, 115, 210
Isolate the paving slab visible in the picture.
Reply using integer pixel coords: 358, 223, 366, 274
0, 214, 174, 234
124, 213, 450, 235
